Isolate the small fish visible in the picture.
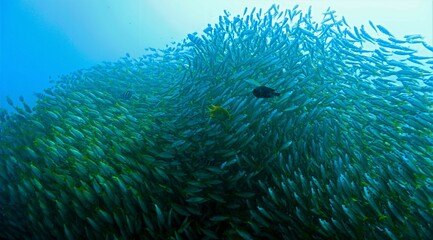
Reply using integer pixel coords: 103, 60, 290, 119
23, 103, 32, 113
376, 24, 394, 37
209, 104, 230, 120
6, 96, 14, 106
252, 86, 280, 98
34, 93, 47, 99
120, 91, 132, 100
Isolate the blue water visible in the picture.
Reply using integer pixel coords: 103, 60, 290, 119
0, 1, 95, 111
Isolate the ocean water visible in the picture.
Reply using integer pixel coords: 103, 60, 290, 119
1, 1, 433, 239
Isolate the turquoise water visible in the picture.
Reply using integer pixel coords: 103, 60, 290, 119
1, 4, 433, 239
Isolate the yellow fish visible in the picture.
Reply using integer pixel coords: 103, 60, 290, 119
208, 105, 230, 120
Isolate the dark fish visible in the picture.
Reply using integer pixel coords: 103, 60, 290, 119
252, 86, 280, 98
120, 91, 133, 100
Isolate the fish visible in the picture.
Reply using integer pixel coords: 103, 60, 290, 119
6, 96, 14, 106
208, 104, 230, 120
376, 24, 394, 37
34, 92, 47, 99
120, 91, 133, 100
252, 86, 281, 98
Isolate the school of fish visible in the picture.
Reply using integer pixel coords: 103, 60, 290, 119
0, 4, 432, 239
